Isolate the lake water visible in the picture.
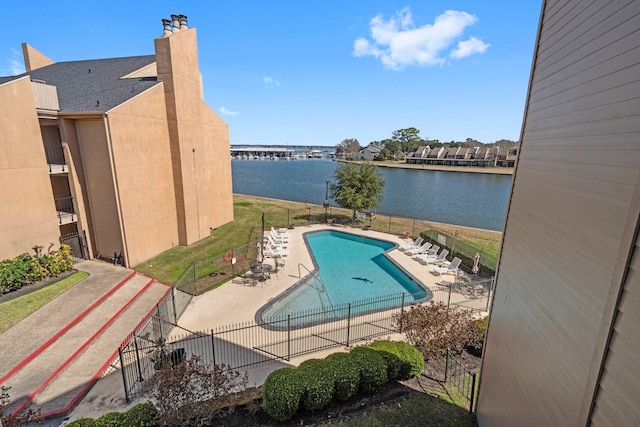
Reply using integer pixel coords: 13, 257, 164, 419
231, 159, 512, 231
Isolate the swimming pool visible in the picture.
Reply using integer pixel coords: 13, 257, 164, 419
256, 230, 431, 326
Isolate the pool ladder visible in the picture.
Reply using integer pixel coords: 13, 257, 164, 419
297, 263, 333, 311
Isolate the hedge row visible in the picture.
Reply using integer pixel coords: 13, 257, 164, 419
262, 340, 424, 421
0, 245, 73, 294
64, 402, 156, 426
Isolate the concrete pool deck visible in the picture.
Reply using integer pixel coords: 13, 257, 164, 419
66, 224, 491, 422
176, 223, 462, 331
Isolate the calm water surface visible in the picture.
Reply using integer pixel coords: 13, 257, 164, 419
231, 159, 511, 231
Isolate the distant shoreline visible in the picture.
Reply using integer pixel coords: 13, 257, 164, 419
337, 159, 514, 175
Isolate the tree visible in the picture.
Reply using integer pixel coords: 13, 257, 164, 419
391, 127, 423, 153
377, 139, 401, 160
335, 138, 361, 159
330, 163, 384, 220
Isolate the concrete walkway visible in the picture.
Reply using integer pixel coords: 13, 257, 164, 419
0, 260, 170, 421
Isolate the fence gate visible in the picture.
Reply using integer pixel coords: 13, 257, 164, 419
60, 230, 88, 260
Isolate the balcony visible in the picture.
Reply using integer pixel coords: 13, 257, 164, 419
45, 145, 67, 174
55, 197, 77, 225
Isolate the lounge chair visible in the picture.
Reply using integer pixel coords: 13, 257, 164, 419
271, 226, 289, 238
267, 235, 288, 249
432, 257, 461, 276
404, 242, 432, 256
399, 236, 423, 252
269, 230, 289, 244
264, 243, 289, 258
416, 248, 449, 265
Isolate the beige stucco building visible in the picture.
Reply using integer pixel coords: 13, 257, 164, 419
478, 1, 640, 425
0, 15, 233, 267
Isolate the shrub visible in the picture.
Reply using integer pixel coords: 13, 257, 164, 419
367, 340, 424, 381
64, 419, 97, 427
349, 347, 388, 394
121, 402, 156, 427
298, 359, 335, 412
150, 355, 248, 426
392, 341, 425, 379
467, 316, 489, 356
395, 301, 476, 361
366, 341, 402, 380
1, 385, 42, 427
325, 352, 360, 401
0, 245, 73, 294
263, 368, 305, 421
95, 411, 125, 426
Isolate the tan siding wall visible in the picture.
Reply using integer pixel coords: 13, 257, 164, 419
76, 120, 123, 259
0, 78, 60, 259
155, 28, 234, 246
478, 1, 640, 426
60, 118, 95, 257
591, 231, 640, 425
106, 85, 179, 266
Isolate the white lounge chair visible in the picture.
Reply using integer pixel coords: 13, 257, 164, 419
432, 257, 461, 276
405, 242, 432, 256
271, 227, 289, 239
416, 248, 449, 265
264, 242, 289, 258
267, 235, 288, 249
269, 230, 289, 244
271, 226, 289, 238
399, 236, 423, 252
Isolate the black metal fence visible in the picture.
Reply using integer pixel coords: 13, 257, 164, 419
445, 349, 478, 413
117, 281, 194, 402
258, 205, 500, 278
116, 274, 493, 401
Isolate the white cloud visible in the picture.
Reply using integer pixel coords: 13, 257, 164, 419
1, 48, 25, 76
263, 76, 281, 86
450, 36, 490, 59
353, 8, 489, 70
219, 107, 239, 116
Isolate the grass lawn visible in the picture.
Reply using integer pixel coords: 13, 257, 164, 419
323, 391, 477, 427
0, 271, 89, 334
135, 194, 502, 285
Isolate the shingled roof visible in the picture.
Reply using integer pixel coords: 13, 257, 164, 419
2, 55, 159, 112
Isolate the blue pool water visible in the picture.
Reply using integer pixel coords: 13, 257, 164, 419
256, 230, 431, 325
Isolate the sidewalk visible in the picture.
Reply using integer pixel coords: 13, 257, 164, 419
0, 260, 170, 421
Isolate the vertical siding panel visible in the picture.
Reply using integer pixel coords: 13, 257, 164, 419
477, 1, 640, 426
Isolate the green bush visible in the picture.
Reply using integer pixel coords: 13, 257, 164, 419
367, 341, 404, 380
367, 341, 424, 381
95, 411, 125, 426
392, 341, 425, 379
262, 368, 305, 421
325, 352, 360, 401
64, 419, 97, 427
122, 402, 156, 426
349, 347, 388, 394
0, 245, 73, 295
298, 359, 335, 412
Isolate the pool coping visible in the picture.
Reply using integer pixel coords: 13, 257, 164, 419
254, 228, 432, 330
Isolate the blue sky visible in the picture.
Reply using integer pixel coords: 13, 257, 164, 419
1, 1, 541, 146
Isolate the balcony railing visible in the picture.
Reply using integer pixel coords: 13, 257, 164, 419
45, 145, 67, 173
55, 196, 76, 225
